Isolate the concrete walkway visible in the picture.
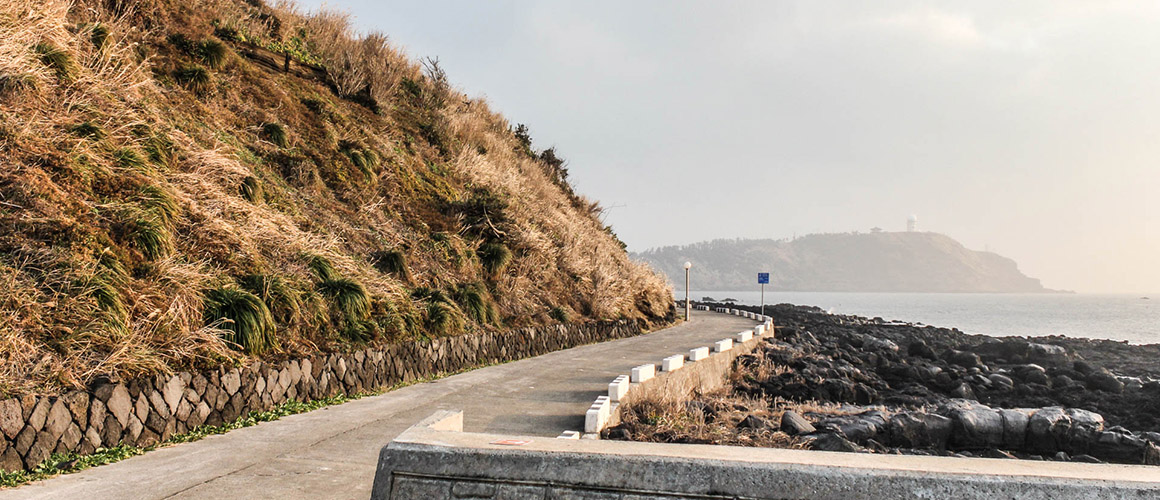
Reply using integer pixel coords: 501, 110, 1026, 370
1, 312, 755, 500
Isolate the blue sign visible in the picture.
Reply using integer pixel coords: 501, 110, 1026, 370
757, 272, 769, 284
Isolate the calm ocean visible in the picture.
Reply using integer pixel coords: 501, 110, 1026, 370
687, 291, 1160, 344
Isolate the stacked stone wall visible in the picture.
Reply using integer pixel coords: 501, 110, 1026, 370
0, 320, 644, 472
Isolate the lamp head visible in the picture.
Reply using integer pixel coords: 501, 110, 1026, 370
684, 261, 692, 270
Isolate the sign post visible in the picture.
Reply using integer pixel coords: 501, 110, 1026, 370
757, 272, 770, 317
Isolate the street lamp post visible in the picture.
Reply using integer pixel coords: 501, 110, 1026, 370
684, 261, 692, 321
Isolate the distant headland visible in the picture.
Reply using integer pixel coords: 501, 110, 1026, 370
635, 231, 1064, 293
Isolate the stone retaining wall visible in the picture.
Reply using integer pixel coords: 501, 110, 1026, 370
0, 320, 645, 473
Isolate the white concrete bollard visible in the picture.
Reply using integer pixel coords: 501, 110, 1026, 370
585, 408, 604, 433
662, 354, 684, 372
608, 375, 629, 402
557, 430, 581, 439
736, 330, 753, 343
755, 324, 766, 335
689, 346, 710, 361
714, 338, 733, 352
631, 364, 655, 383
584, 394, 612, 433
585, 396, 610, 433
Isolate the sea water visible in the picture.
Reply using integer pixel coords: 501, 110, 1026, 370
686, 291, 1160, 344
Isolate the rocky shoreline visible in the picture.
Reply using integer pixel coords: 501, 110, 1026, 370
606, 303, 1160, 465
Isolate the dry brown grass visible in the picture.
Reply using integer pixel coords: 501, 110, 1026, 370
0, 0, 673, 397
613, 389, 867, 449
614, 391, 807, 448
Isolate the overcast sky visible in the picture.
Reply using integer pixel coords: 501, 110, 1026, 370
302, 1, 1159, 293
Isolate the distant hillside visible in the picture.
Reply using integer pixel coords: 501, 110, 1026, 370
636, 232, 1049, 293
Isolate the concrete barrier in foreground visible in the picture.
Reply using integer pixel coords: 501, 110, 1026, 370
371, 410, 1160, 500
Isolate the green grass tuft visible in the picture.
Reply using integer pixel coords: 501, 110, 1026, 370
90, 275, 126, 319
69, 121, 104, 140
411, 286, 449, 304
90, 24, 110, 50
138, 184, 180, 226
113, 148, 147, 171
35, 42, 74, 82
370, 249, 409, 281
549, 306, 569, 323
128, 214, 172, 260
97, 251, 128, 285
203, 286, 276, 354
174, 64, 211, 95
478, 242, 512, 277
424, 301, 463, 336
196, 39, 228, 69
317, 278, 371, 341
145, 135, 175, 167
455, 283, 499, 325
261, 123, 288, 148
317, 278, 369, 321
130, 124, 176, 168
362, 149, 380, 168
347, 149, 366, 168
238, 274, 301, 324
306, 255, 338, 281
240, 176, 262, 203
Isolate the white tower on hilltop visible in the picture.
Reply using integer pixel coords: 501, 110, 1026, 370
907, 214, 918, 232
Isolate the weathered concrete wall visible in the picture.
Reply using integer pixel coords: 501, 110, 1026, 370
0, 320, 644, 473
372, 410, 1160, 500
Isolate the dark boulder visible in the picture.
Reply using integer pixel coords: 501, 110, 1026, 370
809, 433, 860, 453
853, 384, 878, 405
1051, 375, 1077, 389
737, 415, 773, 431
908, 341, 938, 360
817, 411, 888, 443
940, 400, 1004, 450
988, 373, 1014, 390
779, 410, 816, 436
946, 350, 984, 370
949, 382, 976, 400
1027, 343, 1069, 366
1073, 360, 1095, 376
886, 412, 953, 449
1027, 407, 1071, 453
1086, 372, 1125, 393
1065, 408, 1104, 455
1014, 365, 1050, 386
1091, 428, 1148, 464
998, 409, 1032, 450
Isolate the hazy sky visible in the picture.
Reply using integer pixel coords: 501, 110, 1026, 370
302, 1, 1159, 293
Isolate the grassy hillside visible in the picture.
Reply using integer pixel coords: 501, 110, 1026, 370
0, 0, 672, 397
637, 232, 1047, 293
